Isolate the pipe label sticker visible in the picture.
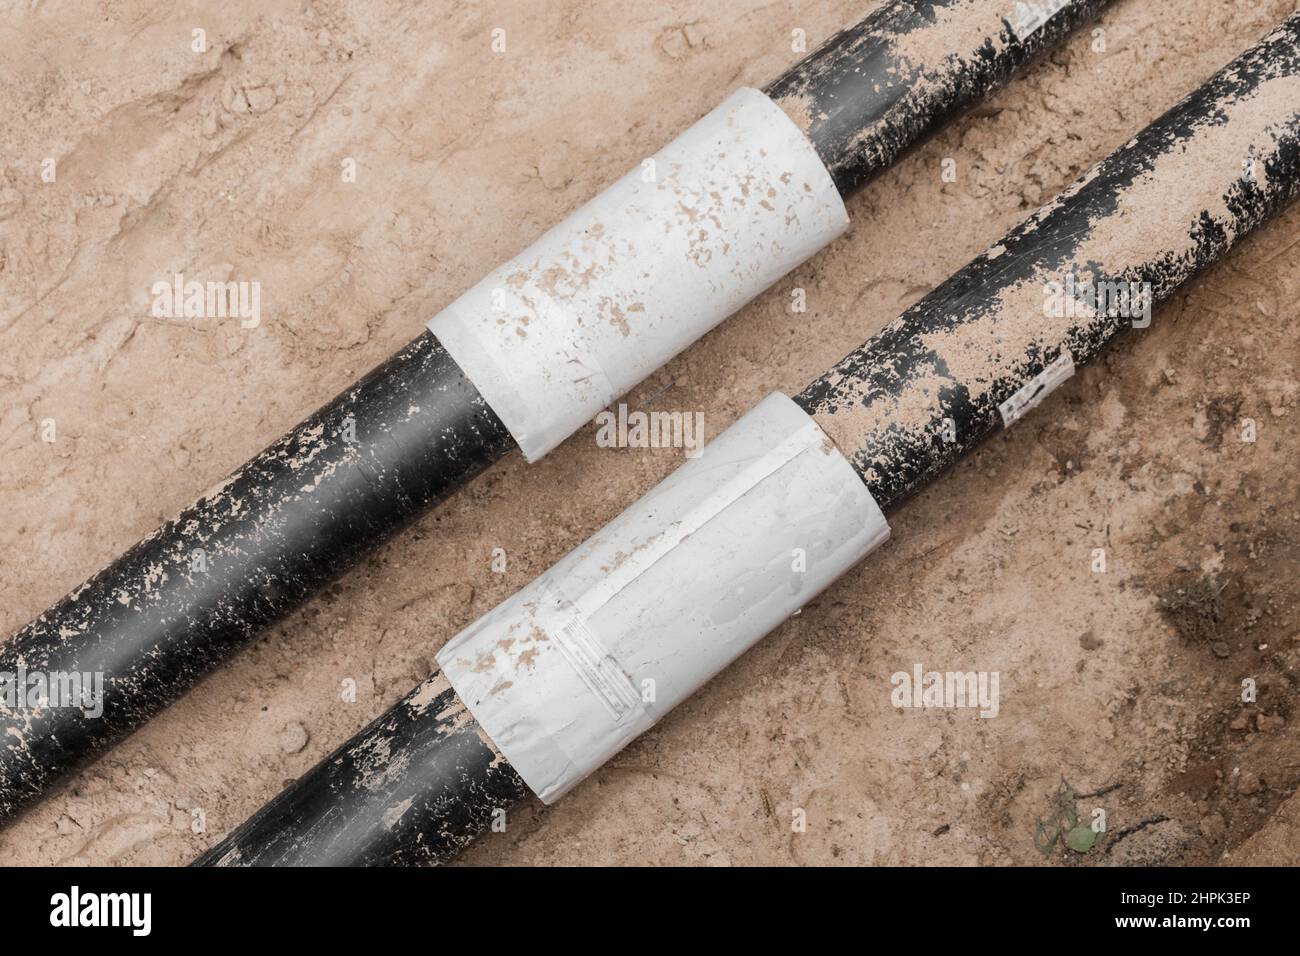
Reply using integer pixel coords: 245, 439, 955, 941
1007, 0, 1072, 42
998, 350, 1075, 428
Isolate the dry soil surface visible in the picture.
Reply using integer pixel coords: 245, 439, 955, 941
2, 0, 1299, 866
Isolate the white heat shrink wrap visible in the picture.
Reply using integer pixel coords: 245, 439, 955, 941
426, 88, 849, 462
436, 393, 889, 803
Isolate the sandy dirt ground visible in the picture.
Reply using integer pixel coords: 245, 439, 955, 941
2, 0, 1299, 866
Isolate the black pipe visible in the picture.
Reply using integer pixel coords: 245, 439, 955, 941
195, 12, 1300, 867
194, 675, 529, 867
797, 12, 1300, 511
0, 336, 513, 820
765, 0, 1106, 197
2, 0, 1107, 826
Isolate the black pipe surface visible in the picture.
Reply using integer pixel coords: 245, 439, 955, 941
797, 13, 1300, 512
766, 0, 1108, 198
192, 675, 529, 866
0, 335, 513, 819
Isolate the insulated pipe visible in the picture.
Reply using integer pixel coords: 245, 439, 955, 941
764, 0, 1101, 196
0, 0, 1106, 822
195, 13, 1300, 867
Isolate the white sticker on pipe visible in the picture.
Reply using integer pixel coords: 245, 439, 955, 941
998, 350, 1075, 428
1007, 0, 1072, 42
426, 88, 849, 462
436, 393, 889, 803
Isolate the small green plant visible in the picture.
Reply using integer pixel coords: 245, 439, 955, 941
1034, 779, 1102, 856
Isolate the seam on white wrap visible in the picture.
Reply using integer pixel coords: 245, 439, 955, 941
573, 421, 824, 620
436, 393, 890, 803
551, 614, 640, 721
538, 418, 827, 726
426, 88, 849, 462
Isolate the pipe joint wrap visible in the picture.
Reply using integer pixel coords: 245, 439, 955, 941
427, 88, 849, 461
436, 393, 888, 802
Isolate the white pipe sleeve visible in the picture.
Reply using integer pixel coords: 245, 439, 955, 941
436, 393, 889, 803
426, 88, 849, 462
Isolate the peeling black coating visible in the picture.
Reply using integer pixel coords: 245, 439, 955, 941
193, 674, 528, 866
0, 333, 515, 821
797, 15, 1300, 512
765, 0, 1109, 198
